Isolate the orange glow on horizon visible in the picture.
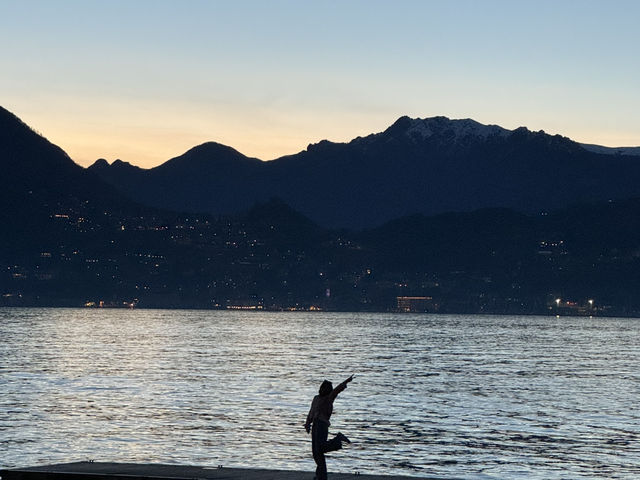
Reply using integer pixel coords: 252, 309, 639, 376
7, 98, 640, 170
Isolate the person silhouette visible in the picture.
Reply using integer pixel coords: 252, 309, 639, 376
304, 375, 354, 480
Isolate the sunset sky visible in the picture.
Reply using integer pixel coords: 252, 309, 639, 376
2, 0, 639, 168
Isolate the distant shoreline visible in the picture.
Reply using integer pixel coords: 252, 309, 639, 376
1, 304, 637, 320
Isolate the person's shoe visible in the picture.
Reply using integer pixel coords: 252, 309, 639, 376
336, 432, 351, 444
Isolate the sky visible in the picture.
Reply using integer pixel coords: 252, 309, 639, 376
1, 0, 639, 168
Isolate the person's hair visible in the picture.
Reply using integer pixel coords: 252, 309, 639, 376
319, 380, 333, 396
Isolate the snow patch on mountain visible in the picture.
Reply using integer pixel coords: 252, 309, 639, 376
580, 143, 640, 156
405, 116, 511, 142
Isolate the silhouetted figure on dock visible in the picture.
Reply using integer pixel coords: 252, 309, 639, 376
305, 375, 354, 480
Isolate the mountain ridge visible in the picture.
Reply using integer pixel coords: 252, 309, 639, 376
87, 114, 640, 229
87, 115, 640, 171
4, 105, 640, 229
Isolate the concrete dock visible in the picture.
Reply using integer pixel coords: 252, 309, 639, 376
0, 462, 443, 480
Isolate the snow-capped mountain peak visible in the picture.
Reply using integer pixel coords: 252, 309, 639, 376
403, 116, 510, 141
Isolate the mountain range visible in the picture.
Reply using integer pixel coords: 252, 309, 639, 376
3, 104, 640, 313
88, 115, 640, 229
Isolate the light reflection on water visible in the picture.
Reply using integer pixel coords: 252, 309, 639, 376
1, 308, 639, 479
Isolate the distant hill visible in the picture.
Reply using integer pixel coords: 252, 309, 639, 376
0, 107, 126, 253
0, 106, 146, 213
89, 115, 640, 229
90, 142, 265, 215
0, 106, 96, 200
0, 106, 174, 261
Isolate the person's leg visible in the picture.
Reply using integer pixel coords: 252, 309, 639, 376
313, 449, 326, 480
312, 421, 329, 480
323, 433, 343, 453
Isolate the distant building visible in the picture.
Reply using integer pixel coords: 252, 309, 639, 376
396, 296, 434, 313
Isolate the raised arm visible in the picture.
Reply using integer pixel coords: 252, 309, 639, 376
330, 374, 354, 400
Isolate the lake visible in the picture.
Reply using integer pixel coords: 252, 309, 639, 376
1, 308, 639, 479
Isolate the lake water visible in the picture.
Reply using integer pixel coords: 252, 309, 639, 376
1, 308, 639, 479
